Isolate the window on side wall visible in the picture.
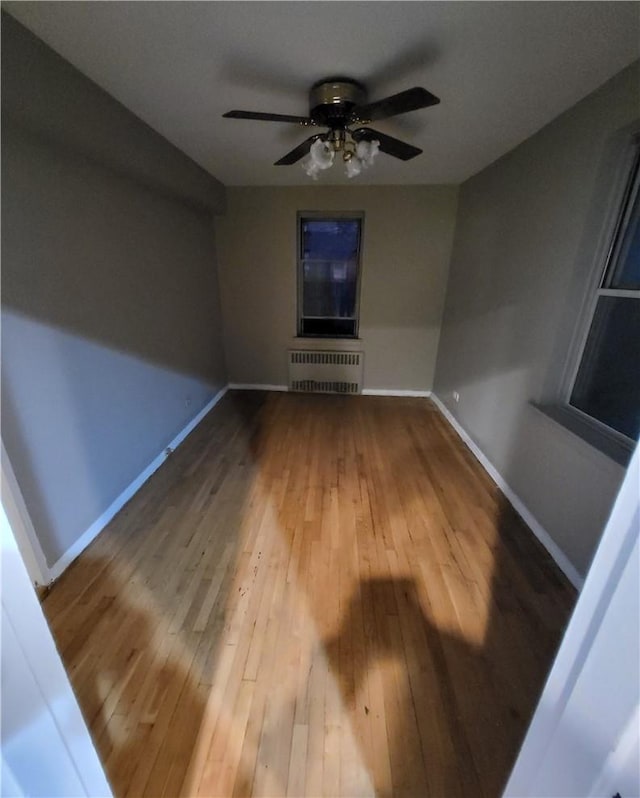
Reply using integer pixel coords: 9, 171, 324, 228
297, 213, 363, 338
567, 140, 640, 447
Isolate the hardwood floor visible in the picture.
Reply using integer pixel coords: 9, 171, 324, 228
43, 391, 576, 797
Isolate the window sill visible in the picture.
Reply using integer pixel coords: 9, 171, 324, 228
532, 403, 634, 468
291, 336, 363, 347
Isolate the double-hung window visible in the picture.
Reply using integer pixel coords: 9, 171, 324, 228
297, 213, 363, 338
567, 140, 640, 446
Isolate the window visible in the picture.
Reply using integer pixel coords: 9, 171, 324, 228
568, 142, 640, 444
297, 213, 363, 337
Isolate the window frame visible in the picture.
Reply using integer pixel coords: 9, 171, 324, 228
296, 210, 365, 339
562, 137, 640, 450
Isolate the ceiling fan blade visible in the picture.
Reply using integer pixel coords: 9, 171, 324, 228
223, 110, 314, 125
352, 127, 422, 161
351, 87, 439, 123
274, 134, 325, 165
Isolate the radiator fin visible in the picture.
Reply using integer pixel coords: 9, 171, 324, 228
290, 351, 361, 366
291, 380, 359, 394
288, 349, 364, 394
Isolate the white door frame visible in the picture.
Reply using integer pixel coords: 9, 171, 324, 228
1, 442, 51, 586
504, 445, 639, 796
1, 498, 111, 796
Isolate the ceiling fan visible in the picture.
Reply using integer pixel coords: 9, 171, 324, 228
222, 77, 440, 177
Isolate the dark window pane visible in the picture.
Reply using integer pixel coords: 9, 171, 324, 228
302, 260, 357, 318
570, 296, 640, 441
608, 151, 640, 290
301, 318, 357, 337
302, 220, 360, 260
609, 179, 640, 290
299, 217, 362, 338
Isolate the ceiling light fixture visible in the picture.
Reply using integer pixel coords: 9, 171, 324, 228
301, 134, 380, 180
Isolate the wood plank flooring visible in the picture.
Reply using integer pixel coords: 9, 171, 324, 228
43, 391, 576, 797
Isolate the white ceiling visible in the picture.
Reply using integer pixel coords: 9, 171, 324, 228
4, 2, 639, 187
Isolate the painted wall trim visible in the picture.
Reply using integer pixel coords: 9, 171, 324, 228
362, 389, 432, 397
228, 383, 288, 391
431, 394, 584, 590
46, 385, 228, 582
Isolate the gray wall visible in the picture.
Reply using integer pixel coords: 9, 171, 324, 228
434, 62, 639, 576
216, 185, 458, 391
1, 15, 228, 567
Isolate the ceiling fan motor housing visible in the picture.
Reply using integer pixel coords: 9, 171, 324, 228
309, 78, 367, 128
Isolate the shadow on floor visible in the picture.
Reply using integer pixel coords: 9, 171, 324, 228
43, 391, 575, 797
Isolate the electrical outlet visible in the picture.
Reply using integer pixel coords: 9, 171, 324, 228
185, 396, 192, 408
453, 391, 460, 403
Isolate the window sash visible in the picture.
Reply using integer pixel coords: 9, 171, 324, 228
602, 144, 640, 290
565, 141, 640, 446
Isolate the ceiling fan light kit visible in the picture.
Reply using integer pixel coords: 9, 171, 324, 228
223, 77, 440, 179
301, 135, 380, 180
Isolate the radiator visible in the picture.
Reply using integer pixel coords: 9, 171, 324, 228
288, 350, 364, 394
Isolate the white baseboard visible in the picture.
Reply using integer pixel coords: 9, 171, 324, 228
430, 394, 584, 590
362, 389, 432, 397
229, 385, 431, 398
47, 386, 228, 582
39, 384, 583, 589
229, 383, 288, 392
